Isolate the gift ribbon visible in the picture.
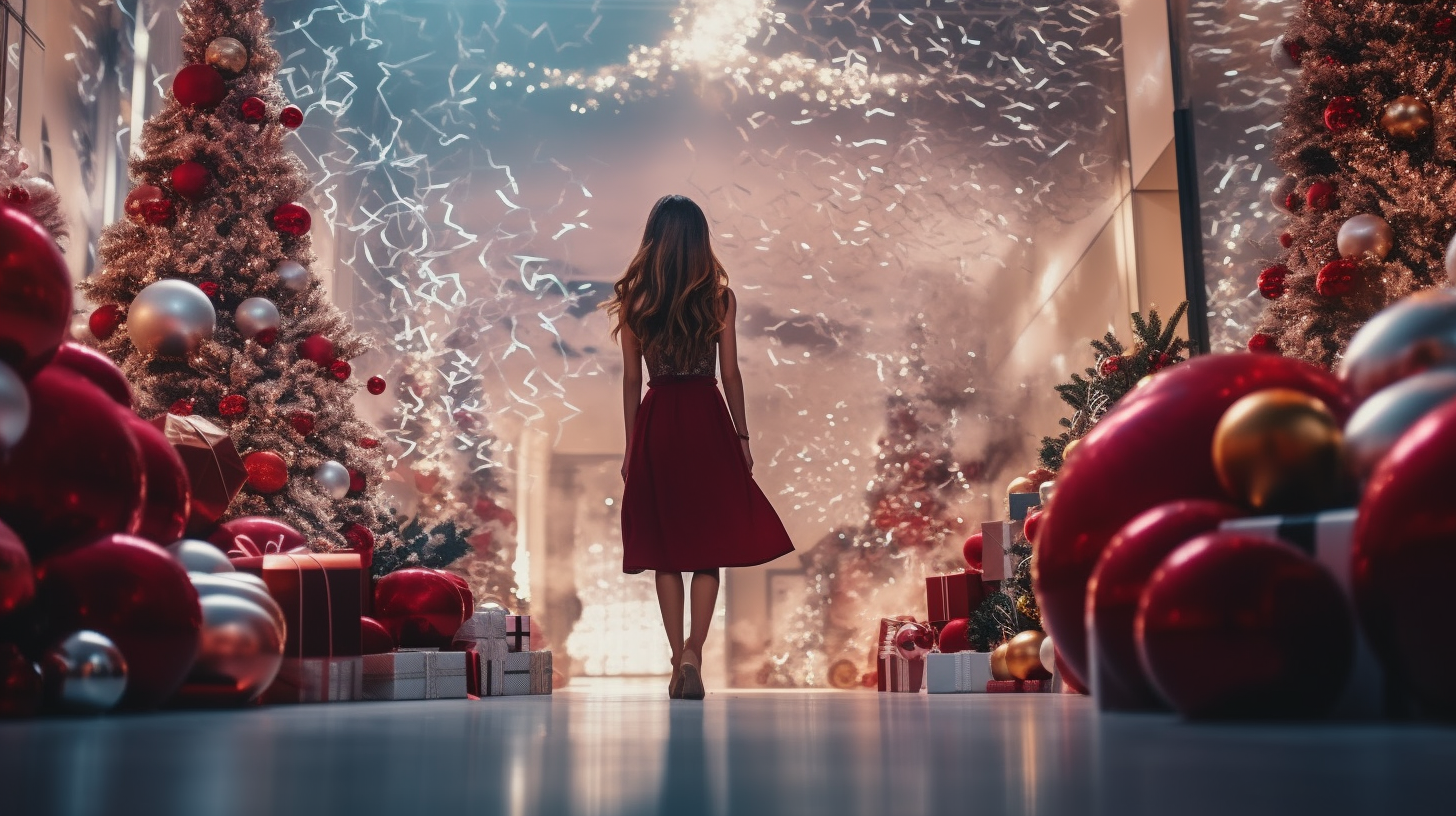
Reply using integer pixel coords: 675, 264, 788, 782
282, 552, 334, 660
226, 533, 309, 559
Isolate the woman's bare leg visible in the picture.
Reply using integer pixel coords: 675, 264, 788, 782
655, 571, 686, 669
684, 569, 720, 659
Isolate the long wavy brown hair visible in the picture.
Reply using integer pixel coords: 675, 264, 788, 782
607, 195, 729, 370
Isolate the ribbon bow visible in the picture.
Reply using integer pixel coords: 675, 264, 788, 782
227, 533, 309, 558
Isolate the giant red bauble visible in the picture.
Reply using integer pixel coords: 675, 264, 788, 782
1136, 533, 1353, 719
360, 616, 394, 655
173, 64, 227, 109
0, 203, 71, 378
1087, 499, 1243, 711
0, 367, 145, 559
374, 568, 468, 649
438, 570, 474, 615
1353, 396, 1456, 717
962, 531, 983, 572
123, 415, 191, 545
31, 534, 203, 709
1035, 353, 1350, 691
50, 342, 133, 408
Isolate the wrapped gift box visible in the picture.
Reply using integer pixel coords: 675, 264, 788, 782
362, 649, 469, 701
264, 656, 362, 704
475, 650, 506, 697
980, 521, 1021, 582
926, 573, 984, 625
1219, 509, 1386, 719
501, 650, 553, 695
1008, 493, 1040, 522
234, 553, 362, 659
926, 651, 993, 694
454, 607, 507, 644
505, 615, 531, 653
877, 654, 924, 693
987, 679, 1052, 693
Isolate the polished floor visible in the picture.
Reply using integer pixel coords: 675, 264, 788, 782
2, 678, 1453, 816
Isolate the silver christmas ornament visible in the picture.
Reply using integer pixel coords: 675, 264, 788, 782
1037, 480, 1055, 506
1271, 35, 1299, 71
166, 539, 236, 575
312, 460, 351, 500
204, 37, 249, 74
189, 573, 286, 638
1267, 175, 1298, 213
69, 311, 95, 342
46, 630, 127, 714
1345, 369, 1456, 482
0, 359, 29, 455
183, 594, 285, 705
127, 280, 217, 358
233, 297, 280, 341
276, 260, 311, 293
1337, 214, 1394, 261
1039, 634, 1056, 675
1338, 289, 1456, 401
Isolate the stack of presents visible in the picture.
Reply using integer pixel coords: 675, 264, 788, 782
876, 493, 1063, 695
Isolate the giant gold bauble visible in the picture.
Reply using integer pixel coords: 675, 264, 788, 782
1212, 388, 1351, 513
990, 642, 1012, 681
1006, 630, 1052, 681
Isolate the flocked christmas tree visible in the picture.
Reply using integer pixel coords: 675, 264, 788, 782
1038, 303, 1188, 471
1, 125, 67, 249
1251, 3, 1455, 364
78, 0, 393, 551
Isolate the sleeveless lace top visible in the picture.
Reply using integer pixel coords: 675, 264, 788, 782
645, 343, 717, 378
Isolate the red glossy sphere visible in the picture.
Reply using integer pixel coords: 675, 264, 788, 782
50, 342, 133, 407
1257, 265, 1288, 300
271, 203, 311, 237
1023, 509, 1044, 545
88, 304, 124, 342
0, 519, 34, 618
360, 616, 394, 655
0, 643, 42, 718
1305, 181, 1336, 211
124, 414, 192, 546
366, 376, 386, 395
1317, 258, 1360, 298
1087, 499, 1243, 711
0, 203, 71, 377
197, 281, 219, 299
32, 534, 203, 709
0, 368, 144, 559
438, 570, 474, 615
280, 106, 304, 129
1247, 333, 1278, 354
1324, 96, 1360, 131
123, 185, 166, 225
289, 411, 316, 436
1034, 353, 1349, 691
937, 617, 973, 653
1353, 397, 1456, 717
173, 64, 227, 109
296, 334, 334, 367
240, 96, 267, 123
893, 621, 936, 660
329, 359, 352, 381
962, 531, 983, 571
343, 523, 375, 553
171, 161, 212, 201
1136, 533, 1353, 719
242, 450, 289, 494
208, 516, 308, 557
218, 394, 248, 419
374, 568, 468, 649
348, 469, 365, 494
169, 397, 196, 416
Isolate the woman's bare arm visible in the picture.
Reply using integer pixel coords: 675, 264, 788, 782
621, 323, 644, 480
718, 289, 753, 471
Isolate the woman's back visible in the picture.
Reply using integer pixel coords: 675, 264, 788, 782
644, 341, 717, 378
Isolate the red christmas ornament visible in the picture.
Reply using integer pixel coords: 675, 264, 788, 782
438, 570, 474, 615
151, 414, 247, 535
1149, 351, 1173, 372
289, 410, 316, 436
373, 568, 468, 649
0, 202, 72, 377
1023, 508, 1045, 544
0, 642, 42, 718
1257, 265, 1289, 299
1278, 232, 1293, 248
124, 415, 192, 546
1247, 333, 1278, 354
330, 359, 352, 381
209, 516, 309, 557
169, 397, 197, 416
360, 616, 394, 655
1087, 499, 1242, 711
962, 531, 983, 571
1437, 16, 1455, 38
5, 186, 30, 207
171, 161, 212, 201
359, 437, 379, 449
1281, 37, 1307, 63
253, 328, 278, 347
31, 534, 203, 710
240, 96, 267, 123
348, 468, 365, 493
343, 523, 375, 553
218, 394, 249, 419
88, 304, 124, 342
893, 622, 936, 660
1137, 533, 1354, 719
172, 64, 226, 109
1324, 96, 1360, 131
197, 281, 219, 299
1305, 181, 1336, 211
1034, 353, 1350, 691
1099, 355, 1122, 376
0, 519, 35, 618
124, 185, 166, 225
937, 618, 974, 654
297, 334, 335, 366
366, 376, 386, 395
271, 203, 312, 237
242, 450, 289, 494
51, 341, 133, 407
1317, 258, 1360, 297
280, 106, 304, 129
0, 368, 145, 560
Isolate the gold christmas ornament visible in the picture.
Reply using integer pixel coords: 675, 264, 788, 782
1212, 388, 1352, 513
1380, 95, 1433, 142
1007, 476, 1036, 497
1006, 630, 1052, 681
828, 658, 860, 690
991, 642, 1012, 681
205, 37, 249, 74
1062, 437, 1082, 461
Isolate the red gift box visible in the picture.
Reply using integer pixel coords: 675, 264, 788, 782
986, 679, 1052, 693
925, 573, 985, 625
233, 553, 362, 659
877, 654, 925, 693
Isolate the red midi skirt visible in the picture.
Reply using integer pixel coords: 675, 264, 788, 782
621, 375, 795, 574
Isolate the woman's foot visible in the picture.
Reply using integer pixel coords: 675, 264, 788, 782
678, 648, 705, 700
668, 654, 685, 699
